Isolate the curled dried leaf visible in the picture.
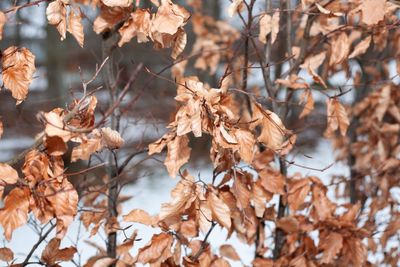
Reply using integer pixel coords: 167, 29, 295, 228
123, 209, 152, 225
102, 0, 132, 7
41, 238, 77, 265
100, 127, 124, 149
325, 98, 350, 137
0, 12, 7, 40
0, 163, 19, 199
164, 135, 191, 177
208, 191, 231, 230
0, 188, 30, 241
46, 0, 67, 40
2, 46, 36, 104
0, 247, 13, 262
68, 9, 84, 47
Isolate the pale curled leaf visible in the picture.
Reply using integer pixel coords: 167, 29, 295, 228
100, 127, 124, 149
259, 11, 280, 44
316, 3, 344, 16
325, 98, 350, 137
2, 46, 36, 104
208, 192, 231, 230
118, 9, 151, 46
253, 104, 287, 150
0, 188, 30, 241
41, 238, 77, 265
329, 32, 350, 66
67, 9, 84, 47
171, 28, 187, 59
320, 232, 343, 264
228, 0, 244, 17
164, 135, 191, 177
102, 0, 132, 7
299, 90, 314, 118
44, 111, 72, 142
83, 257, 117, 267
137, 233, 173, 264
159, 171, 196, 220
349, 36, 372, 59
0, 12, 7, 40
0, 247, 13, 262
361, 0, 386, 25
0, 163, 19, 199
276, 216, 299, 234
0, 247, 14, 261
46, 0, 67, 40
123, 209, 152, 225
219, 244, 240, 261
233, 128, 255, 163
259, 169, 285, 195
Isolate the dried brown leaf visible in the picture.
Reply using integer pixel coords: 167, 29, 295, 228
0, 12, 7, 40
0, 247, 13, 262
46, 0, 67, 40
137, 233, 173, 264
361, 0, 386, 25
67, 9, 84, 47
102, 0, 132, 7
349, 36, 371, 58
208, 192, 231, 230
171, 28, 187, 59
164, 135, 191, 177
219, 244, 240, 261
41, 238, 77, 265
123, 209, 152, 225
0, 163, 19, 199
2, 46, 36, 104
0, 188, 30, 241
325, 98, 350, 137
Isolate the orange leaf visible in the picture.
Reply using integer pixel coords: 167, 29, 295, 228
287, 178, 310, 211
100, 127, 124, 149
118, 9, 151, 46
102, 0, 132, 7
137, 233, 173, 264
0, 163, 19, 199
325, 98, 350, 137
171, 28, 187, 59
233, 128, 255, 163
259, 169, 285, 195
258, 10, 280, 44
2, 46, 36, 104
320, 232, 343, 264
219, 244, 240, 261
67, 9, 84, 47
361, 0, 386, 25
208, 192, 231, 230
45, 179, 78, 239
41, 238, 77, 265
0, 12, 7, 40
123, 209, 152, 225
46, 0, 67, 40
299, 90, 314, 119
0, 247, 13, 262
349, 36, 371, 59
253, 104, 287, 151
159, 170, 196, 220
329, 32, 349, 66
164, 135, 191, 177
276, 216, 299, 234
0, 187, 30, 241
